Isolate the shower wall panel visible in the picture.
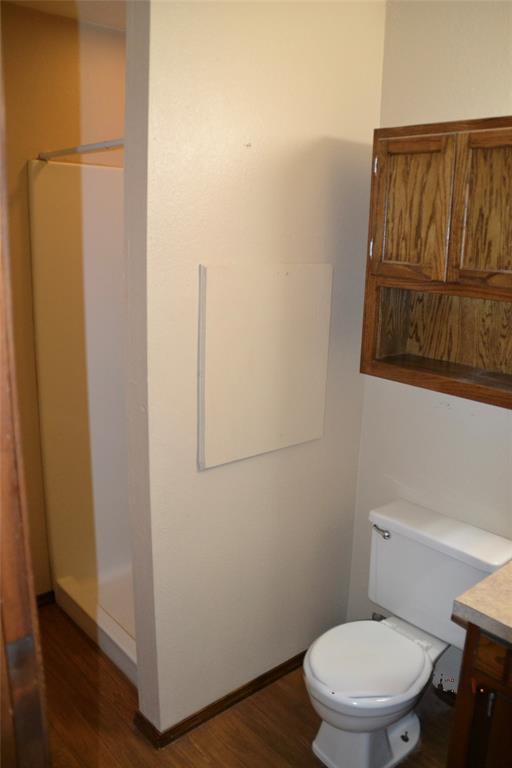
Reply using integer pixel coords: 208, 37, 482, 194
29, 161, 130, 585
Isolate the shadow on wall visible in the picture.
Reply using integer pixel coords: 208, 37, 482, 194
277, 136, 372, 345
252, 137, 374, 637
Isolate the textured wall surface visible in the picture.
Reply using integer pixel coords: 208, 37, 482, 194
126, 1, 385, 730
348, 0, 512, 623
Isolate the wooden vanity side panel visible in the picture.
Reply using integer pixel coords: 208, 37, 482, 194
447, 623, 481, 768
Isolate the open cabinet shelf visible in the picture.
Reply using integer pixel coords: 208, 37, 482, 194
376, 354, 512, 393
363, 284, 512, 408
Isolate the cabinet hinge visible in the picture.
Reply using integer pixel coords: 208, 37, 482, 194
373, 156, 378, 174
369, 239, 374, 259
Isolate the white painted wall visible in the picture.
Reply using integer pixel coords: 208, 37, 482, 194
126, 1, 385, 730
347, 1, 512, 623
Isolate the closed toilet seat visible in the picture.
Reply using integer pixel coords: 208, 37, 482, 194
304, 620, 433, 717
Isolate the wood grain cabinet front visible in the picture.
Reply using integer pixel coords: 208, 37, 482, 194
370, 135, 456, 282
448, 130, 512, 289
361, 116, 512, 410
447, 624, 512, 768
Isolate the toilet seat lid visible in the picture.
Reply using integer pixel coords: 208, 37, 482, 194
307, 620, 430, 699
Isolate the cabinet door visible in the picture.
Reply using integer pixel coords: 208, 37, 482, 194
449, 130, 512, 288
469, 687, 512, 768
370, 134, 456, 281
486, 691, 512, 768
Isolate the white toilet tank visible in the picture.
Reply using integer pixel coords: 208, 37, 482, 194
368, 500, 512, 649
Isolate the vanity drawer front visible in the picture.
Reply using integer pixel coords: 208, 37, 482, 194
474, 634, 512, 687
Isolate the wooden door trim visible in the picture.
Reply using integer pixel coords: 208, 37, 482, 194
0, 47, 50, 768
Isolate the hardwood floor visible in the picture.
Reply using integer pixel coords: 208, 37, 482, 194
39, 604, 453, 767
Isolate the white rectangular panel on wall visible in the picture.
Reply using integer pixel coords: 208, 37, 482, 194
198, 264, 333, 469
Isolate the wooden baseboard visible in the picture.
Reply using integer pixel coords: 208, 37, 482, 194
134, 650, 305, 749
36, 590, 55, 607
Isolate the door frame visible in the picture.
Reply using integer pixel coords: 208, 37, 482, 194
1, 43, 50, 768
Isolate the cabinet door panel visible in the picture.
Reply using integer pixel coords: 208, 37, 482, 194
370, 135, 455, 281
485, 692, 512, 768
449, 130, 512, 288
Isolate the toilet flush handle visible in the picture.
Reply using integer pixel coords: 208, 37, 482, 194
373, 524, 391, 540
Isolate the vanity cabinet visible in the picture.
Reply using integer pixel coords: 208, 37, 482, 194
361, 116, 512, 410
447, 623, 512, 768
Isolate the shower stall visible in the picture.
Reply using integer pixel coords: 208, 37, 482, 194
29, 148, 136, 683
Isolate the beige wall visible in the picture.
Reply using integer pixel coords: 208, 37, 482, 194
347, 0, 512, 622
1, 2, 125, 592
126, 0, 385, 730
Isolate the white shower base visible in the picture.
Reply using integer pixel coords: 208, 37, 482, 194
55, 566, 137, 684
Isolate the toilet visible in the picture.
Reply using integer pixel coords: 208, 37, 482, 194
304, 500, 512, 768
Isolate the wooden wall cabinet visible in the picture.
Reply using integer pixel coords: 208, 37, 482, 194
361, 116, 512, 409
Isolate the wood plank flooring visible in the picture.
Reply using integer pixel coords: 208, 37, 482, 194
39, 604, 453, 767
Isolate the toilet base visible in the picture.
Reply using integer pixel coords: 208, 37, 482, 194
312, 711, 420, 768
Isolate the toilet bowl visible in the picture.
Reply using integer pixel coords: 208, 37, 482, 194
303, 499, 512, 768
304, 617, 446, 768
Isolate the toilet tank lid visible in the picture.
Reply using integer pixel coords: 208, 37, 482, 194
370, 500, 512, 574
